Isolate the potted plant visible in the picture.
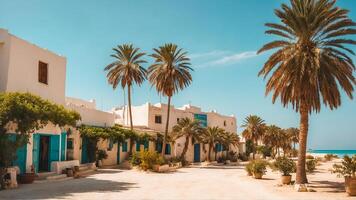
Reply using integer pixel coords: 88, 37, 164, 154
96, 150, 108, 167
273, 157, 296, 184
251, 160, 268, 179
332, 155, 356, 196
17, 165, 36, 184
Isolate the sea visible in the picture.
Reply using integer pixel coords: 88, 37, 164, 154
307, 150, 356, 157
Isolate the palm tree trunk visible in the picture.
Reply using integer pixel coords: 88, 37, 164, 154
252, 139, 256, 159
127, 85, 134, 155
208, 144, 212, 162
161, 96, 171, 156
296, 104, 309, 184
180, 136, 189, 161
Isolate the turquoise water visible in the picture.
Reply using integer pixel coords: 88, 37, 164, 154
308, 150, 356, 157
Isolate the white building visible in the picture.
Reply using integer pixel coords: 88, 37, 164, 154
112, 103, 244, 162
0, 28, 118, 173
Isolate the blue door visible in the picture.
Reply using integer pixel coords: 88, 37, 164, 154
49, 135, 60, 170
32, 134, 40, 173
60, 132, 67, 161
144, 141, 149, 150
8, 134, 27, 174
117, 143, 120, 164
194, 143, 200, 162
81, 137, 89, 164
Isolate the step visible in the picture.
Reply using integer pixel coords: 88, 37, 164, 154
37, 172, 56, 179
46, 174, 67, 180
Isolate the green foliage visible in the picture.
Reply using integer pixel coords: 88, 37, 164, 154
324, 154, 338, 161
306, 155, 314, 160
245, 162, 253, 175
96, 150, 108, 161
332, 155, 356, 178
256, 145, 272, 158
306, 159, 316, 173
238, 153, 249, 161
245, 139, 254, 157
130, 151, 165, 171
273, 157, 296, 176
0, 92, 80, 169
250, 159, 268, 174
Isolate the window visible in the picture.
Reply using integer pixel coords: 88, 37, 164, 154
155, 115, 162, 124
177, 118, 180, 123
67, 139, 74, 149
38, 61, 48, 84
122, 142, 128, 152
223, 120, 226, 126
156, 141, 163, 153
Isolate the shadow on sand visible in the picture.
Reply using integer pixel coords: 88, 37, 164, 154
308, 180, 345, 193
0, 172, 136, 200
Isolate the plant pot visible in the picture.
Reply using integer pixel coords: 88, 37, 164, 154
345, 177, 356, 196
253, 172, 263, 179
17, 173, 35, 184
281, 175, 292, 184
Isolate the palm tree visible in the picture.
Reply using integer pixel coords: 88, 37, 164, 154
105, 44, 147, 153
263, 125, 282, 157
201, 126, 224, 162
258, 0, 356, 184
286, 127, 299, 152
241, 115, 266, 159
172, 118, 204, 161
221, 132, 240, 160
148, 43, 193, 156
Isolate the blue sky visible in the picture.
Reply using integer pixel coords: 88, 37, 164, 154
1, 0, 355, 149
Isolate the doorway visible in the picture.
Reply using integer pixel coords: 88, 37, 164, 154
194, 143, 200, 162
39, 136, 50, 172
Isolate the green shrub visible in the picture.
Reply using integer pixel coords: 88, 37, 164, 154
139, 150, 165, 171
245, 162, 253, 175
251, 160, 268, 175
238, 153, 249, 161
306, 159, 316, 173
324, 154, 338, 161
229, 151, 238, 162
332, 155, 356, 178
256, 145, 272, 158
273, 157, 296, 176
129, 152, 141, 166
306, 155, 314, 159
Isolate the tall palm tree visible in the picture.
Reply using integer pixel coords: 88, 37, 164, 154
172, 118, 204, 161
221, 132, 240, 160
104, 44, 147, 153
201, 126, 224, 162
148, 43, 193, 155
258, 0, 356, 184
241, 115, 266, 159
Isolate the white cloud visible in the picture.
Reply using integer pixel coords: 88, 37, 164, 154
193, 50, 258, 68
190, 50, 230, 59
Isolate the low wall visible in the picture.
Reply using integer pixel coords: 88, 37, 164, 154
51, 160, 80, 174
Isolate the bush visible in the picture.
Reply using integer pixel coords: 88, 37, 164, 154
229, 151, 238, 162
273, 157, 296, 176
256, 145, 272, 158
139, 150, 165, 171
306, 155, 314, 159
96, 150, 108, 161
129, 152, 141, 166
251, 160, 268, 175
245, 162, 253, 175
238, 153, 249, 161
324, 154, 338, 161
306, 159, 316, 173
332, 155, 356, 178
291, 149, 298, 157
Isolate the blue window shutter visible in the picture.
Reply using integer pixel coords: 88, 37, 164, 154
108, 139, 114, 151
136, 142, 140, 151
32, 134, 40, 173
61, 132, 66, 161
49, 135, 60, 171
165, 144, 171, 155
144, 141, 149, 150
122, 142, 128, 152
156, 141, 162, 153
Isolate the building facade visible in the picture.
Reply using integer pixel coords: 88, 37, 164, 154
112, 102, 244, 162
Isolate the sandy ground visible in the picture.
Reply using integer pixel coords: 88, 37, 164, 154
0, 159, 355, 200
